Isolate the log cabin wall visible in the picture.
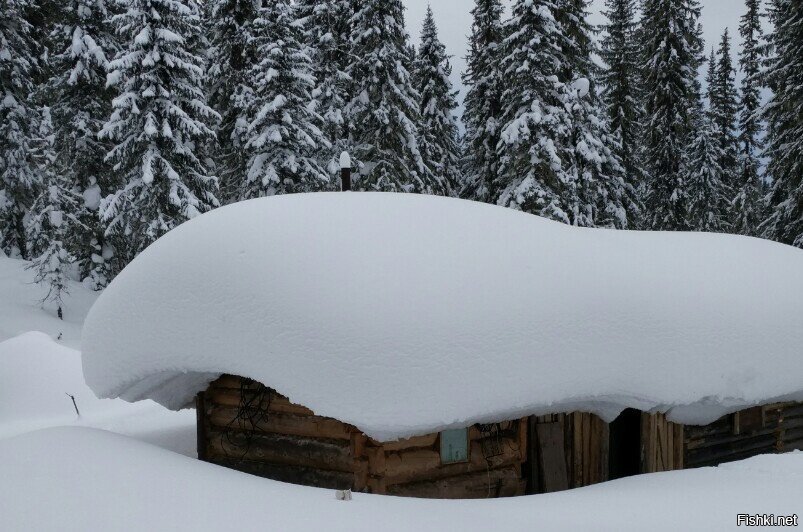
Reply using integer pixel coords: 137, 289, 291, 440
684, 402, 803, 468
198, 375, 528, 499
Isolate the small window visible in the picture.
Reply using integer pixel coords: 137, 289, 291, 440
440, 428, 469, 464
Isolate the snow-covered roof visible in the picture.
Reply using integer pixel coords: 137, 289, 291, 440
82, 193, 803, 441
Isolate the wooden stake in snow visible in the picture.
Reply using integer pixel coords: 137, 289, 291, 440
340, 151, 352, 192
66, 393, 80, 417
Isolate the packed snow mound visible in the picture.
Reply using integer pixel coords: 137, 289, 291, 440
0, 255, 97, 348
2, 427, 802, 531
83, 193, 803, 441
0, 331, 195, 447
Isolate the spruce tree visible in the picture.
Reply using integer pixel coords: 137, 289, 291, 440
26, 108, 82, 318
640, 0, 703, 231
496, 0, 566, 221
554, 0, 636, 228
239, 0, 329, 199
709, 29, 740, 196
0, 0, 40, 257
732, 0, 765, 236
348, 0, 435, 193
686, 115, 729, 233
45, 0, 117, 287
763, 0, 803, 246
296, 0, 353, 183
600, 0, 646, 199
100, 0, 220, 268
461, 0, 505, 203
412, 7, 461, 196
205, 0, 262, 201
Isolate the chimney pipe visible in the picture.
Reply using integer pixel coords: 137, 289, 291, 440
339, 151, 352, 192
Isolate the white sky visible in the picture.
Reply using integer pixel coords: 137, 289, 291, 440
403, 0, 758, 106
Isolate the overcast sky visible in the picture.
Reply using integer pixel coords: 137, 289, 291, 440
403, 0, 760, 107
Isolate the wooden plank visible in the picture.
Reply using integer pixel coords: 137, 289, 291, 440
527, 417, 540, 494
572, 414, 582, 487
674, 423, 684, 469
536, 422, 569, 493
196, 392, 207, 461
599, 417, 610, 483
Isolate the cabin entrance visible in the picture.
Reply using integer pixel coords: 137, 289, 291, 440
608, 408, 642, 479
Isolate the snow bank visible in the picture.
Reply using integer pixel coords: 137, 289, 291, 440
2, 427, 802, 532
0, 255, 97, 348
82, 193, 803, 441
0, 331, 195, 447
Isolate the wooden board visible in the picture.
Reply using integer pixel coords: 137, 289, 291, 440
536, 422, 569, 493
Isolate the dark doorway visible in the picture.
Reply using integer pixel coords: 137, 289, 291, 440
609, 409, 642, 479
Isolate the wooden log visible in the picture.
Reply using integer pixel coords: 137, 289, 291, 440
211, 457, 354, 490
208, 406, 352, 441
686, 433, 779, 467
206, 388, 315, 417
382, 433, 438, 452
206, 430, 354, 472
386, 467, 523, 499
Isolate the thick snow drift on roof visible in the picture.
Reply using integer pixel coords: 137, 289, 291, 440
82, 193, 803, 441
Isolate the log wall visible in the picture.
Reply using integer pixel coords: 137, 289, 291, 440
199, 375, 528, 498
685, 402, 803, 468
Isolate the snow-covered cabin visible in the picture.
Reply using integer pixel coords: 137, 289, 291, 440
82, 193, 803, 498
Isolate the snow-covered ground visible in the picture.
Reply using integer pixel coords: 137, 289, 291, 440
0, 256, 195, 450
1, 427, 801, 532
1, 253, 801, 531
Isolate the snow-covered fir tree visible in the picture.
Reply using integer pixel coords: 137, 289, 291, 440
205, 0, 262, 201
497, 0, 633, 227
412, 7, 461, 195
763, 0, 803, 246
600, 0, 646, 199
296, 0, 353, 184
0, 0, 40, 258
640, 0, 704, 231
239, 0, 329, 199
25, 107, 83, 318
348, 0, 437, 193
100, 0, 220, 268
732, 0, 765, 236
709, 29, 740, 197
44, 0, 117, 288
461, 0, 505, 202
497, 0, 566, 221
685, 113, 729, 233
554, 0, 636, 228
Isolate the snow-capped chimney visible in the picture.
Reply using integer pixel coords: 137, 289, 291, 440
340, 151, 352, 192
